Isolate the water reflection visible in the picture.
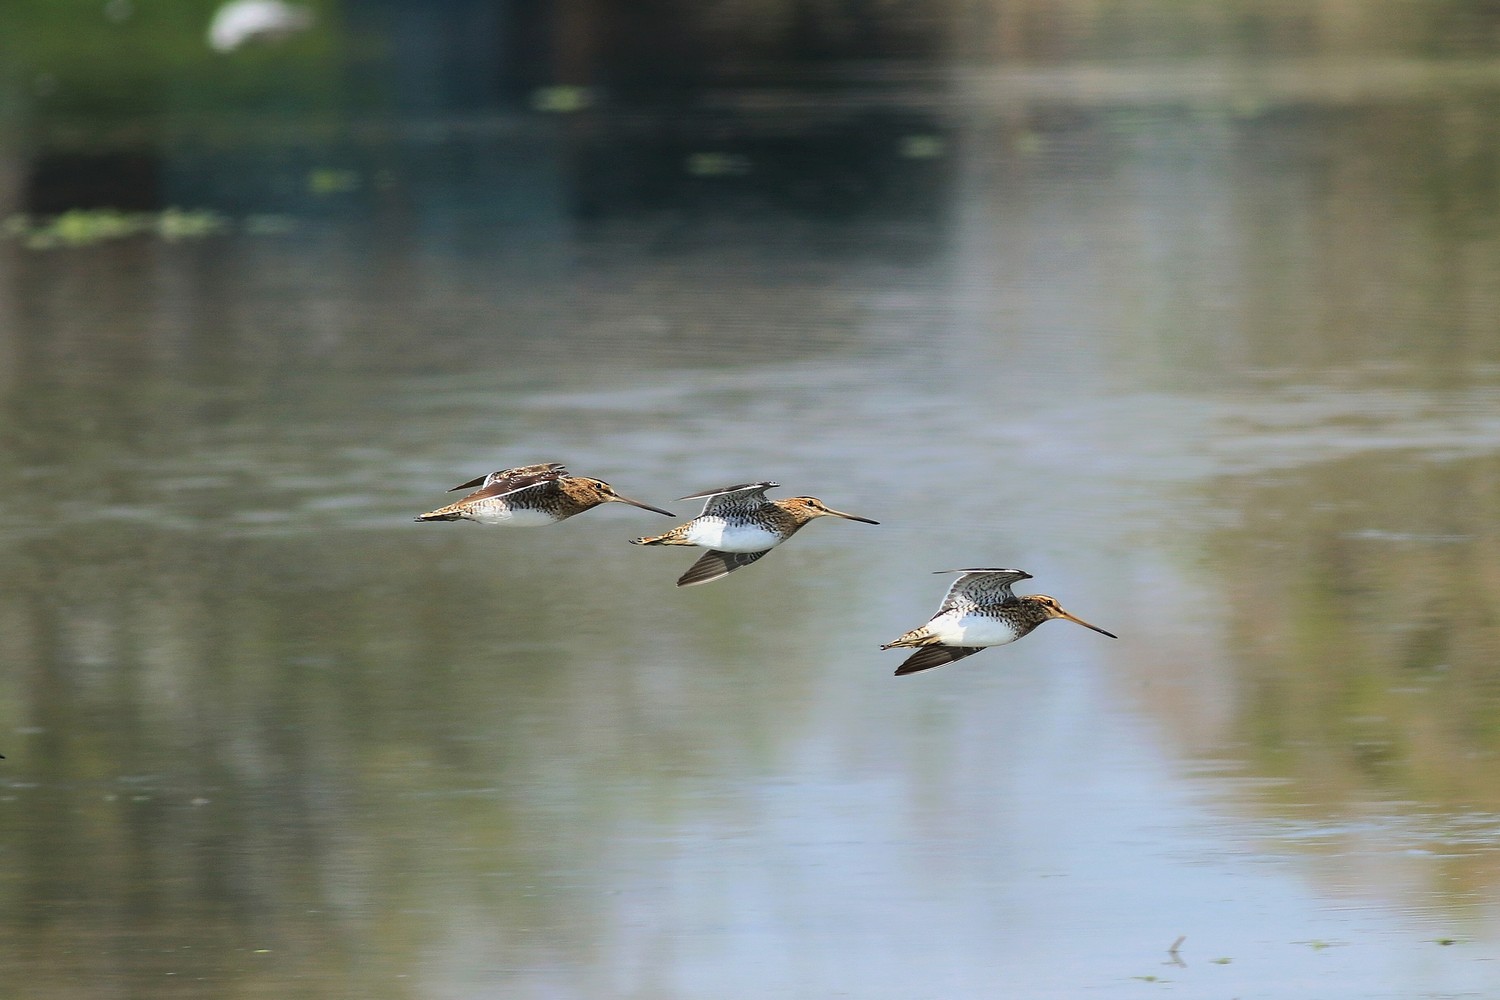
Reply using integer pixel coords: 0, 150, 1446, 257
1180, 450, 1500, 886
6, 4, 1500, 998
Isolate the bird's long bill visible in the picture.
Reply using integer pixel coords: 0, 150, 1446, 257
611, 495, 677, 516
1057, 608, 1118, 639
823, 507, 880, 525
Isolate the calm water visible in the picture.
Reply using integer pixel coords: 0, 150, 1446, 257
5, 5, 1500, 998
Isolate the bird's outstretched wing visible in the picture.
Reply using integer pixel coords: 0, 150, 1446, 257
676, 549, 771, 587
678, 482, 779, 516
894, 645, 985, 676
935, 568, 1033, 613
446, 462, 567, 501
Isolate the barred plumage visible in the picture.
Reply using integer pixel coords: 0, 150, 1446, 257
632, 481, 878, 587
415, 462, 673, 525
882, 569, 1116, 676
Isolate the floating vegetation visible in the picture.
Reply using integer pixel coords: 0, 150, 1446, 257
898, 134, 946, 159
242, 214, 299, 236
685, 152, 752, 177
530, 85, 594, 113
156, 208, 231, 240
1, 209, 298, 249
306, 168, 360, 196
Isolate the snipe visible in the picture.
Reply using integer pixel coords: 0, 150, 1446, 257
416, 462, 673, 526
882, 568, 1116, 675
631, 481, 878, 586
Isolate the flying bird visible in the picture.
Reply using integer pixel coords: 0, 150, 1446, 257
632, 481, 878, 586
882, 568, 1116, 675
416, 462, 673, 526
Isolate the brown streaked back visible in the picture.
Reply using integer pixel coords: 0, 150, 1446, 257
448, 464, 568, 503
447, 462, 568, 493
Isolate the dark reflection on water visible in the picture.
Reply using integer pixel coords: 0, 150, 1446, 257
7, 4, 1500, 998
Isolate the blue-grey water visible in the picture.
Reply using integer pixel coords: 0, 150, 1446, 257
5, 5, 1500, 998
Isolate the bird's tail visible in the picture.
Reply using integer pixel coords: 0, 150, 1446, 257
880, 627, 937, 650
631, 524, 692, 546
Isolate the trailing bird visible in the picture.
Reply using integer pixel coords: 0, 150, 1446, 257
416, 462, 673, 526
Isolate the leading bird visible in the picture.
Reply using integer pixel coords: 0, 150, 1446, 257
631, 481, 879, 586
882, 568, 1116, 676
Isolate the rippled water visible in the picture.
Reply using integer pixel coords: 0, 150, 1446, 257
5, 9, 1500, 998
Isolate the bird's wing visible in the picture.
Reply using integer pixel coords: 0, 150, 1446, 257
894, 645, 985, 676
448, 462, 567, 492
935, 568, 1033, 613
447, 463, 567, 501
676, 549, 770, 587
678, 482, 779, 515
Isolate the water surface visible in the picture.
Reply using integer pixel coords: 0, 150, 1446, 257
4, 6, 1500, 998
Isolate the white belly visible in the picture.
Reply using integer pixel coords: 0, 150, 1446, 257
926, 611, 1022, 648
685, 518, 782, 552
468, 505, 558, 527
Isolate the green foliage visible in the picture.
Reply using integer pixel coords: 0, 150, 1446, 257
0, 0, 342, 125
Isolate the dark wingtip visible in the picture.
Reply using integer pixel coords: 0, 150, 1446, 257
932, 568, 1032, 577
674, 548, 768, 587
892, 645, 984, 676
676, 555, 729, 587
677, 481, 779, 501
676, 569, 720, 588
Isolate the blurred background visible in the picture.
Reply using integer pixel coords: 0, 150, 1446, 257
3, 1, 1500, 997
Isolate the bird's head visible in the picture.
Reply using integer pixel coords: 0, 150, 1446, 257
1026, 595, 1117, 638
780, 496, 880, 525
574, 478, 675, 516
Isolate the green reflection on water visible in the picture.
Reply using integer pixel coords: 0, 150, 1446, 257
0, 473, 854, 994
1182, 450, 1500, 900
0, 0, 341, 127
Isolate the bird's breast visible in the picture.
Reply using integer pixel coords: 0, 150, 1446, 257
926, 611, 1023, 648
684, 517, 783, 552
466, 502, 560, 526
